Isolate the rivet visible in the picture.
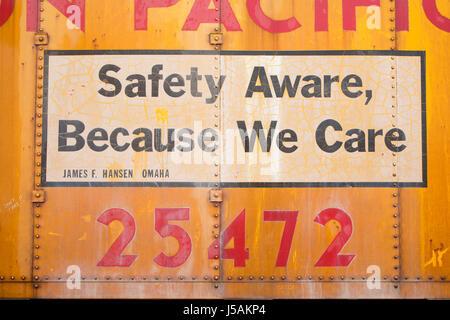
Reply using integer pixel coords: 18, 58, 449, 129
21, 276, 26, 280
330, 276, 334, 280
394, 245, 398, 249
214, 214, 219, 218
238, 276, 243, 280
34, 276, 39, 280
394, 284, 398, 288
214, 27, 219, 31
35, 255, 39, 259
394, 266, 399, 270
440, 276, 446, 281
214, 276, 219, 281
192, 276, 196, 280
393, 193, 397, 197
390, 8, 394, 12
393, 214, 398, 218
319, 276, 323, 280
214, 234, 219, 239
214, 265, 219, 270
214, 284, 219, 288
270, 276, 275, 280
361, 276, 366, 280
308, 276, 313, 280
393, 224, 398, 228
394, 255, 399, 259
35, 266, 39, 270
36, 224, 40, 228
393, 204, 397, 208
297, 276, 302, 280
214, 224, 219, 228
281, 276, 286, 280
35, 214, 40, 218
260, 276, 264, 280
34, 284, 39, 289
214, 255, 219, 259
35, 193, 41, 198
10, 276, 15, 280
35, 235, 40, 239
0, 276, 3, 280
167, 276, 172, 280
179, 276, 184, 280
228, 277, 232, 280
428, 276, 433, 280
394, 234, 398, 239
404, 277, 409, 280
416, 276, 421, 280
340, 276, 345, 280
204, 276, 209, 280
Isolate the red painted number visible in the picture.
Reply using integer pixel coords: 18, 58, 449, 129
153, 208, 192, 268
264, 211, 299, 267
208, 209, 249, 267
314, 208, 355, 267
97, 208, 138, 267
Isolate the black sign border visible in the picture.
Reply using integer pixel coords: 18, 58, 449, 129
41, 50, 427, 188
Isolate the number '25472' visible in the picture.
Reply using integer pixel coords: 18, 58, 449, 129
96, 207, 355, 268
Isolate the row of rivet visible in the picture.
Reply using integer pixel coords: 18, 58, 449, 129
1, 275, 446, 281
389, 0, 400, 291
33, 0, 47, 290
212, 2, 222, 290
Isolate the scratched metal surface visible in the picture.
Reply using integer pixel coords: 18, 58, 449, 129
0, 0, 448, 299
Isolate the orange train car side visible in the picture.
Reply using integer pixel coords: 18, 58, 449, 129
0, 0, 449, 299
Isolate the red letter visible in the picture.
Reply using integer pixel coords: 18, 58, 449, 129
396, 0, 409, 31
183, 0, 241, 31
315, 0, 328, 31
26, 0, 38, 31
423, 0, 450, 33
342, 0, 379, 30
246, 0, 300, 33
48, 0, 85, 31
0, 0, 14, 27
135, 0, 180, 30
27, 0, 85, 31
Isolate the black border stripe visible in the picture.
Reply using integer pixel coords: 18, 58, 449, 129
41, 50, 427, 188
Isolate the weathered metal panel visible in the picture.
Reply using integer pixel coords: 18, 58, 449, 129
0, 0, 34, 298
396, 0, 450, 297
0, 0, 448, 299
